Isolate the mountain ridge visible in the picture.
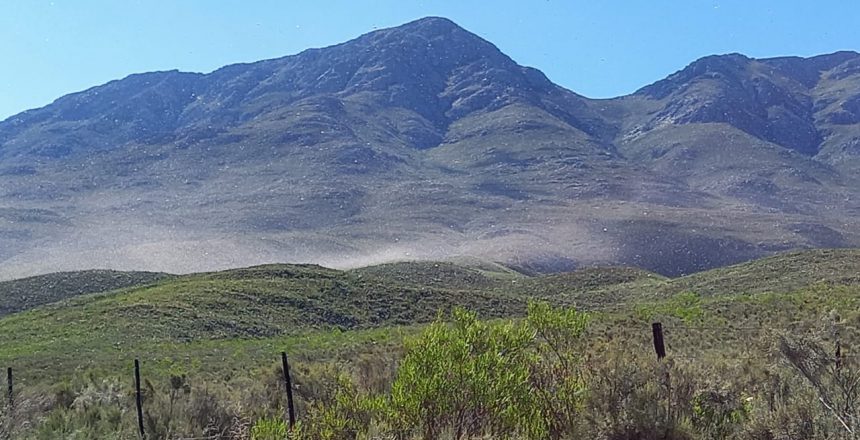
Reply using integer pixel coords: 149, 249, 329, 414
1, 17, 859, 279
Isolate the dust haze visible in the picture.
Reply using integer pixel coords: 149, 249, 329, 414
0, 217, 615, 281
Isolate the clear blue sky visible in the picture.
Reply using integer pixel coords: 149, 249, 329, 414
2, 0, 858, 120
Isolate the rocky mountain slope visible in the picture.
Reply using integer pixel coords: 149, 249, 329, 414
1, 17, 858, 278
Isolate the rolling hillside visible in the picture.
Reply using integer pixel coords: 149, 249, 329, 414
1, 249, 859, 383
0, 269, 170, 316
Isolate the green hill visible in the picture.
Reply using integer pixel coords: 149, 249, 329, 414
349, 260, 523, 289
660, 248, 860, 296
0, 249, 859, 385
0, 263, 527, 380
0, 249, 859, 438
0, 269, 171, 317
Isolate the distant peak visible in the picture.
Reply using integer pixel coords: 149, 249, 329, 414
404, 16, 458, 26
340, 15, 507, 67
801, 50, 859, 62
371, 16, 473, 41
797, 50, 859, 69
398, 16, 462, 31
633, 51, 860, 99
635, 53, 753, 98
686, 53, 752, 72
755, 51, 860, 86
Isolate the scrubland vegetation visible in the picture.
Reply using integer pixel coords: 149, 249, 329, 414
1, 250, 860, 439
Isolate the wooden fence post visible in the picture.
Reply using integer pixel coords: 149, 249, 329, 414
281, 352, 296, 431
652, 322, 666, 360
836, 341, 843, 371
6, 367, 12, 409
651, 322, 672, 436
134, 359, 145, 438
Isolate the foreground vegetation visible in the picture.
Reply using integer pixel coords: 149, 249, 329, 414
1, 249, 860, 438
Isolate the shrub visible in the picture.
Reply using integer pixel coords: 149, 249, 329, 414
583, 344, 696, 440
387, 303, 590, 440
250, 417, 288, 440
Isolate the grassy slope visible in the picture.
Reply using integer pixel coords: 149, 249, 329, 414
661, 248, 860, 295
0, 263, 529, 381
1, 249, 860, 383
0, 269, 171, 316
580, 249, 860, 366
350, 260, 524, 289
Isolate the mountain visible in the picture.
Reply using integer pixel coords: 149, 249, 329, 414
1, 17, 859, 278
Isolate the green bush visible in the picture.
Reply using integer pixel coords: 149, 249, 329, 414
387, 302, 590, 439
250, 417, 288, 440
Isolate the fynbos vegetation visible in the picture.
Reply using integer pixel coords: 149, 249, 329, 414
0, 302, 859, 439
0, 250, 859, 438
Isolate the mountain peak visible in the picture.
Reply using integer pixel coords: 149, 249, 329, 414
627, 49, 860, 160
635, 53, 753, 99
395, 16, 463, 33
772, 50, 859, 65
639, 51, 860, 99
352, 15, 502, 60
183, 14, 577, 135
